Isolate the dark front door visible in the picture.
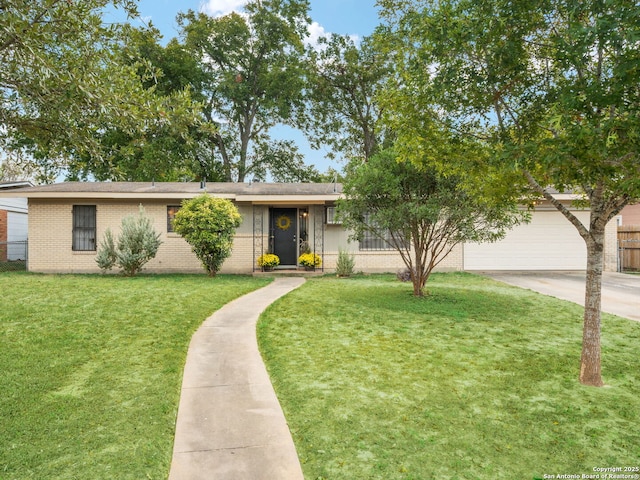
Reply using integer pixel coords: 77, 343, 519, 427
271, 208, 298, 266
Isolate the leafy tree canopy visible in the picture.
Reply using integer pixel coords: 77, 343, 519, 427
377, 0, 640, 385
177, 0, 314, 182
339, 148, 520, 296
0, 0, 200, 181
64, 24, 211, 182
378, 0, 640, 208
302, 34, 390, 162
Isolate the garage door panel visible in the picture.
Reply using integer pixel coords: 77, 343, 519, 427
464, 210, 588, 270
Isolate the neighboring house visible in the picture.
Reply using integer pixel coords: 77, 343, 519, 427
0, 182, 618, 274
618, 203, 640, 271
0, 181, 31, 261
620, 203, 640, 226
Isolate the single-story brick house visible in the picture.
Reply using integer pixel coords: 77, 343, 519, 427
0, 181, 619, 274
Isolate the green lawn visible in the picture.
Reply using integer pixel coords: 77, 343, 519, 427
0, 273, 270, 480
258, 273, 640, 480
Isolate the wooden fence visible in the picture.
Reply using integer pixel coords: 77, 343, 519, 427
618, 226, 640, 271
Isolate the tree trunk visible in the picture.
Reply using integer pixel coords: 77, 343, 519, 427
214, 133, 233, 182
237, 110, 255, 183
522, 171, 610, 387
411, 260, 429, 297
412, 277, 424, 297
580, 229, 605, 387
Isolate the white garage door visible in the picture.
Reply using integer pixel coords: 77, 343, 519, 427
464, 210, 589, 270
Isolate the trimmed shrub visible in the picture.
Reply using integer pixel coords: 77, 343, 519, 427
95, 229, 117, 271
172, 194, 242, 276
96, 206, 162, 276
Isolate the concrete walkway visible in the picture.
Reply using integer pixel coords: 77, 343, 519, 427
169, 277, 306, 480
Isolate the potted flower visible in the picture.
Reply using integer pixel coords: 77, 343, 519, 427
298, 252, 322, 270
257, 253, 280, 271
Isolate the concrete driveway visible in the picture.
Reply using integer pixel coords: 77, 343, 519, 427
480, 271, 640, 322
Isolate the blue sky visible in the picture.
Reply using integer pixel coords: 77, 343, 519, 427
117, 0, 383, 176
132, 0, 381, 44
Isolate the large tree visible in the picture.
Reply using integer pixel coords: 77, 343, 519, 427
0, 0, 198, 179
177, 0, 314, 182
64, 25, 211, 182
339, 148, 520, 297
378, 0, 640, 385
302, 34, 389, 162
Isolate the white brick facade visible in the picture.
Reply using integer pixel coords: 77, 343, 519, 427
26, 198, 466, 274
17, 183, 618, 274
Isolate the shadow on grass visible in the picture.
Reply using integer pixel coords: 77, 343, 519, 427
259, 272, 640, 480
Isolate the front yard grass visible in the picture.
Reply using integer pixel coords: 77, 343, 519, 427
0, 273, 270, 480
258, 273, 640, 480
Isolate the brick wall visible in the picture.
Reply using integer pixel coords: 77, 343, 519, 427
28, 199, 462, 274
28, 198, 616, 274
321, 244, 464, 274
28, 200, 254, 274
320, 222, 464, 273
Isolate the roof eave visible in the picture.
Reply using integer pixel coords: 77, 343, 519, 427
0, 191, 236, 200
238, 194, 341, 204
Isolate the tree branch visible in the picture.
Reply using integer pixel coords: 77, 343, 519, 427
523, 169, 590, 240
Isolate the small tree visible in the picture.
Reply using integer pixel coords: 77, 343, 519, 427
96, 205, 162, 276
339, 149, 521, 296
172, 194, 242, 276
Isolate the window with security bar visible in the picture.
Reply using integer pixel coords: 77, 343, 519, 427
72, 205, 96, 251
358, 213, 407, 251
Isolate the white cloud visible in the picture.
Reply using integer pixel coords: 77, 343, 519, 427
198, 3, 361, 50
305, 21, 360, 51
200, 0, 248, 17
306, 21, 327, 47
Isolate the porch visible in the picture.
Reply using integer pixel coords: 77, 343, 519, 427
251, 204, 328, 273
252, 267, 326, 277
